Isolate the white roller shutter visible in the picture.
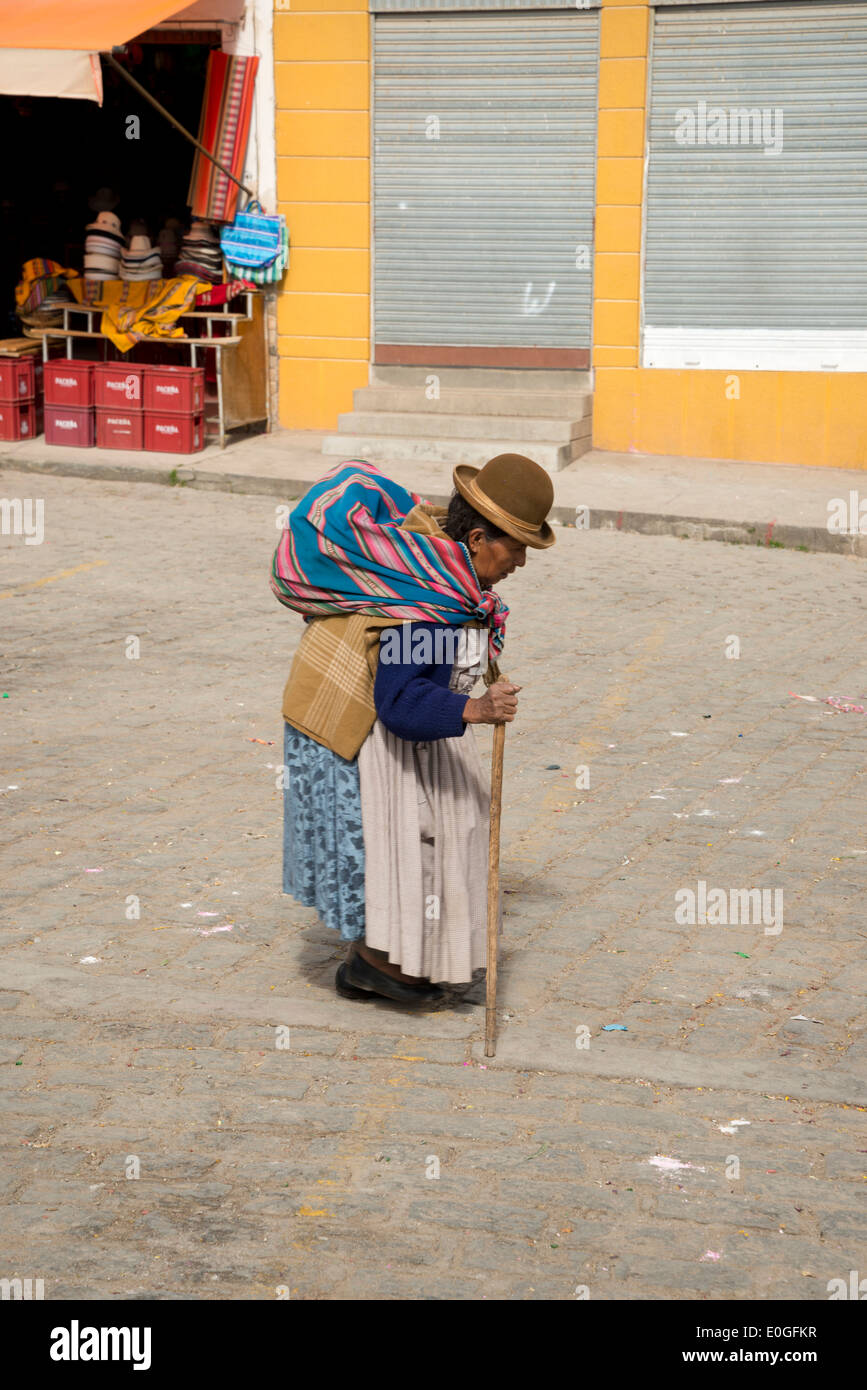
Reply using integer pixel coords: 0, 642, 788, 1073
644, 1, 867, 371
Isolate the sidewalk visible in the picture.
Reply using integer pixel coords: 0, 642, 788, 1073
3, 427, 866, 556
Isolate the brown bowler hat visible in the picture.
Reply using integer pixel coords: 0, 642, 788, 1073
453, 454, 555, 549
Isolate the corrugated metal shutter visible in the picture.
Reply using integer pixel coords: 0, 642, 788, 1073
373, 11, 599, 353
648, 1, 769, 7
644, 1, 867, 366
372, 1, 598, 10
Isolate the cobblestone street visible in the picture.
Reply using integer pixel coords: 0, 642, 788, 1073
1, 469, 865, 1300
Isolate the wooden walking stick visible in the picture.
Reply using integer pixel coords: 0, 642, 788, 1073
485, 661, 507, 1058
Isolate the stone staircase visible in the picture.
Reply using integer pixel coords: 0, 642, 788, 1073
322, 366, 593, 474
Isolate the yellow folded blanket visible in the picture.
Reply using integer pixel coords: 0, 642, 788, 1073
68, 275, 211, 353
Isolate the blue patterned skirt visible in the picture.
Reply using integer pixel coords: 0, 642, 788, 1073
282, 722, 366, 941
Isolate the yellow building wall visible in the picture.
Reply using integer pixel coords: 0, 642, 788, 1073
274, 0, 370, 429
272, 0, 866, 465
592, 0, 867, 468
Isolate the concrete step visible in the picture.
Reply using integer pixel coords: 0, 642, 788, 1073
337, 410, 590, 445
321, 432, 592, 473
353, 384, 593, 420
370, 365, 592, 392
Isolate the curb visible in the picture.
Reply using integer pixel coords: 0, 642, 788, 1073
3, 451, 866, 559
553, 506, 867, 558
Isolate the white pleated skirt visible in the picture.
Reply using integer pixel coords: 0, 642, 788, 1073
357, 720, 491, 984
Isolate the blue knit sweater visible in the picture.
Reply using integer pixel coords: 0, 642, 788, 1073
374, 622, 470, 742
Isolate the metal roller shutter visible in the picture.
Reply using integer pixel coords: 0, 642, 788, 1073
373, 11, 599, 362
644, 1, 867, 371
372, 1, 595, 9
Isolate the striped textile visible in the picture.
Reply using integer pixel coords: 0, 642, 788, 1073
271, 461, 509, 658
188, 52, 259, 223
194, 278, 255, 307
15, 259, 77, 313
67, 274, 211, 353
239, 220, 288, 286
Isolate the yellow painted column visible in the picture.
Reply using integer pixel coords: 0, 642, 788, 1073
274, 0, 370, 430
592, 0, 649, 447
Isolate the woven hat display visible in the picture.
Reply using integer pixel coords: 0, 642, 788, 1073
85, 230, 125, 255
91, 210, 122, 235
175, 220, 224, 283
84, 251, 122, 275
187, 219, 219, 242
84, 207, 122, 279
120, 234, 162, 282
84, 249, 122, 278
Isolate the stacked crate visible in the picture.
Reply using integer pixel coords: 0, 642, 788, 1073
0, 355, 44, 440
44, 360, 95, 446
143, 366, 205, 454
95, 364, 145, 448
41, 361, 205, 453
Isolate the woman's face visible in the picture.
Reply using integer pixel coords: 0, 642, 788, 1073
467, 528, 528, 588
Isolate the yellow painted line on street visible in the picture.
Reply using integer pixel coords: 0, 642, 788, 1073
511, 623, 670, 863
0, 559, 107, 600
576, 623, 669, 756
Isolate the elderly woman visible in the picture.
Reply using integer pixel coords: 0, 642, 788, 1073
272, 453, 555, 1006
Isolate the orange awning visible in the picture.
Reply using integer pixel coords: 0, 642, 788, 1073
0, 1, 191, 51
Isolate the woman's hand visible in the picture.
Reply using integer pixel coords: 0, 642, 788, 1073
462, 681, 522, 725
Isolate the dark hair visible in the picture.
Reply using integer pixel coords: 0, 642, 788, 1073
444, 490, 506, 546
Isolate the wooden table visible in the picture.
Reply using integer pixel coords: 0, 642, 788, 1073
25, 292, 267, 449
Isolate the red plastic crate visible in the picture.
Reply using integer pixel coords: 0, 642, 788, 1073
143, 365, 204, 415
96, 408, 144, 451
0, 356, 43, 402
0, 399, 43, 441
44, 359, 94, 408
44, 405, 95, 448
144, 412, 204, 454
93, 363, 144, 410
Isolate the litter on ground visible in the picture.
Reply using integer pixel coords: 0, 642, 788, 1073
648, 1155, 706, 1174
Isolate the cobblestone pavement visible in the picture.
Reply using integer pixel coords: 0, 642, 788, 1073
1, 469, 865, 1301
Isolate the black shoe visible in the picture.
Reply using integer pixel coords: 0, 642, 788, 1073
335, 962, 378, 1000
341, 952, 444, 1006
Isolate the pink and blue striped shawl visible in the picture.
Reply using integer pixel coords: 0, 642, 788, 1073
270, 460, 507, 656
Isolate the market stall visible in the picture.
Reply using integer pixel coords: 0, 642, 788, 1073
0, 1, 284, 453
